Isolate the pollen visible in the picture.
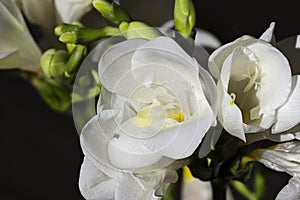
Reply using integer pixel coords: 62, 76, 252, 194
173, 111, 184, 122
230, 93, 236, 106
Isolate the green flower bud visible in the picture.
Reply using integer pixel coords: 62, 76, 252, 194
40, 49, 68, 80
174, 0, 196, 37
59, 26, 120, 44
40, 49, 56, 78
119, 21, 161, 40
93, 0, 131, 24
54, 23, 83, 36
65, 45, 87, 77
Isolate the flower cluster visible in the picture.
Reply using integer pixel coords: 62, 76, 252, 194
1, 0, 300, 200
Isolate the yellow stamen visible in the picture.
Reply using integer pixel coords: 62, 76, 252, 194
183, 166, 194, 182
230, 93, 236, 106
173, 111, 184, 122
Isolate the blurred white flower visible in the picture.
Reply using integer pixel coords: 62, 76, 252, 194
209, 23, 300, 141
12, 0, 92, 49
78, 35, 217, 199
0, 0, 93, 71
54, 0, 92, 23
181, 166, 213, 200
0, 0, 41, 71
252, 141, 300, 200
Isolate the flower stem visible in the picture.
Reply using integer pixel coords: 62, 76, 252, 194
211, 179, 226, 200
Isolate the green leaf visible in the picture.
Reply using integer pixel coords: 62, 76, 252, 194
231, 180, 257, 200
254, 171, 265, 199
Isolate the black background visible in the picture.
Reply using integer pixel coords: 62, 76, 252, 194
0, 0, 299, 199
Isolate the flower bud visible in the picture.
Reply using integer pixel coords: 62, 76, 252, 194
59, 26, 120, 44
65, 45, 87, 77
40, 49, 68, 79
93, 0, 131, 24
119, 21, 161, 40
54, 23, 83, 36
174, 0, 196, 37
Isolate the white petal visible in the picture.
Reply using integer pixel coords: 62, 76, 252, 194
0, 0, 41, 71
254, 141, 300, 177
197, 60, 219, 123
115, 173, 160, 200
182, 179, 213, 200
198, 122, 222, 158
107, 132, 163, 170
79, 157, 116, 200
195, 28, 221, 49
247, 41, 292, 116
54, 0, 92, 23
16, 0, 59, 48
259, 22, 275, 43
246, 124, 300, 143
136, 168, 178, 197
141, 99, 214, 159
217, 82, 246, 141
272, 75, 300, 133
80, 115, 119, 177
208, 35, 256, 79
98, 38, 149, 98
276, 176, 300, 200
131, 36, 205, 99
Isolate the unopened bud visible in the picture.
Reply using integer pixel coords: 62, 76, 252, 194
174, 0, 196, 37
93, 0, 131, 24
119, 21, 161, 40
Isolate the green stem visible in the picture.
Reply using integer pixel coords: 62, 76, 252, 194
211, 179, 226, 200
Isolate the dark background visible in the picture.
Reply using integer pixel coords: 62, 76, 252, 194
0, 0, 299, 199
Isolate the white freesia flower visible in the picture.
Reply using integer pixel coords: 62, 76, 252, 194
252, 141, 300, 200
79, 35, 217, 199
0, 0, 92, 71
12, 0, 92, 49
208, 23, 300, 141
181, 166, 213, 200
14, 0, 92, 24
0, 0, 41, 71
54, 0, 92, 23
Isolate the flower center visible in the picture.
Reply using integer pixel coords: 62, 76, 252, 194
243, 67, 260, 93
132, 85, 186, 128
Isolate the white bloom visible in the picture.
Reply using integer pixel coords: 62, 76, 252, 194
12, 0, 92, 49
0, 0, 92, 71
54, 0, 92, 23
79, 35, 217, 199
0, 0, 41, 71
14, 0, 92, 24
253, 141, 300, 200
181, 166, 213, 200
209, 23, 300, 141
